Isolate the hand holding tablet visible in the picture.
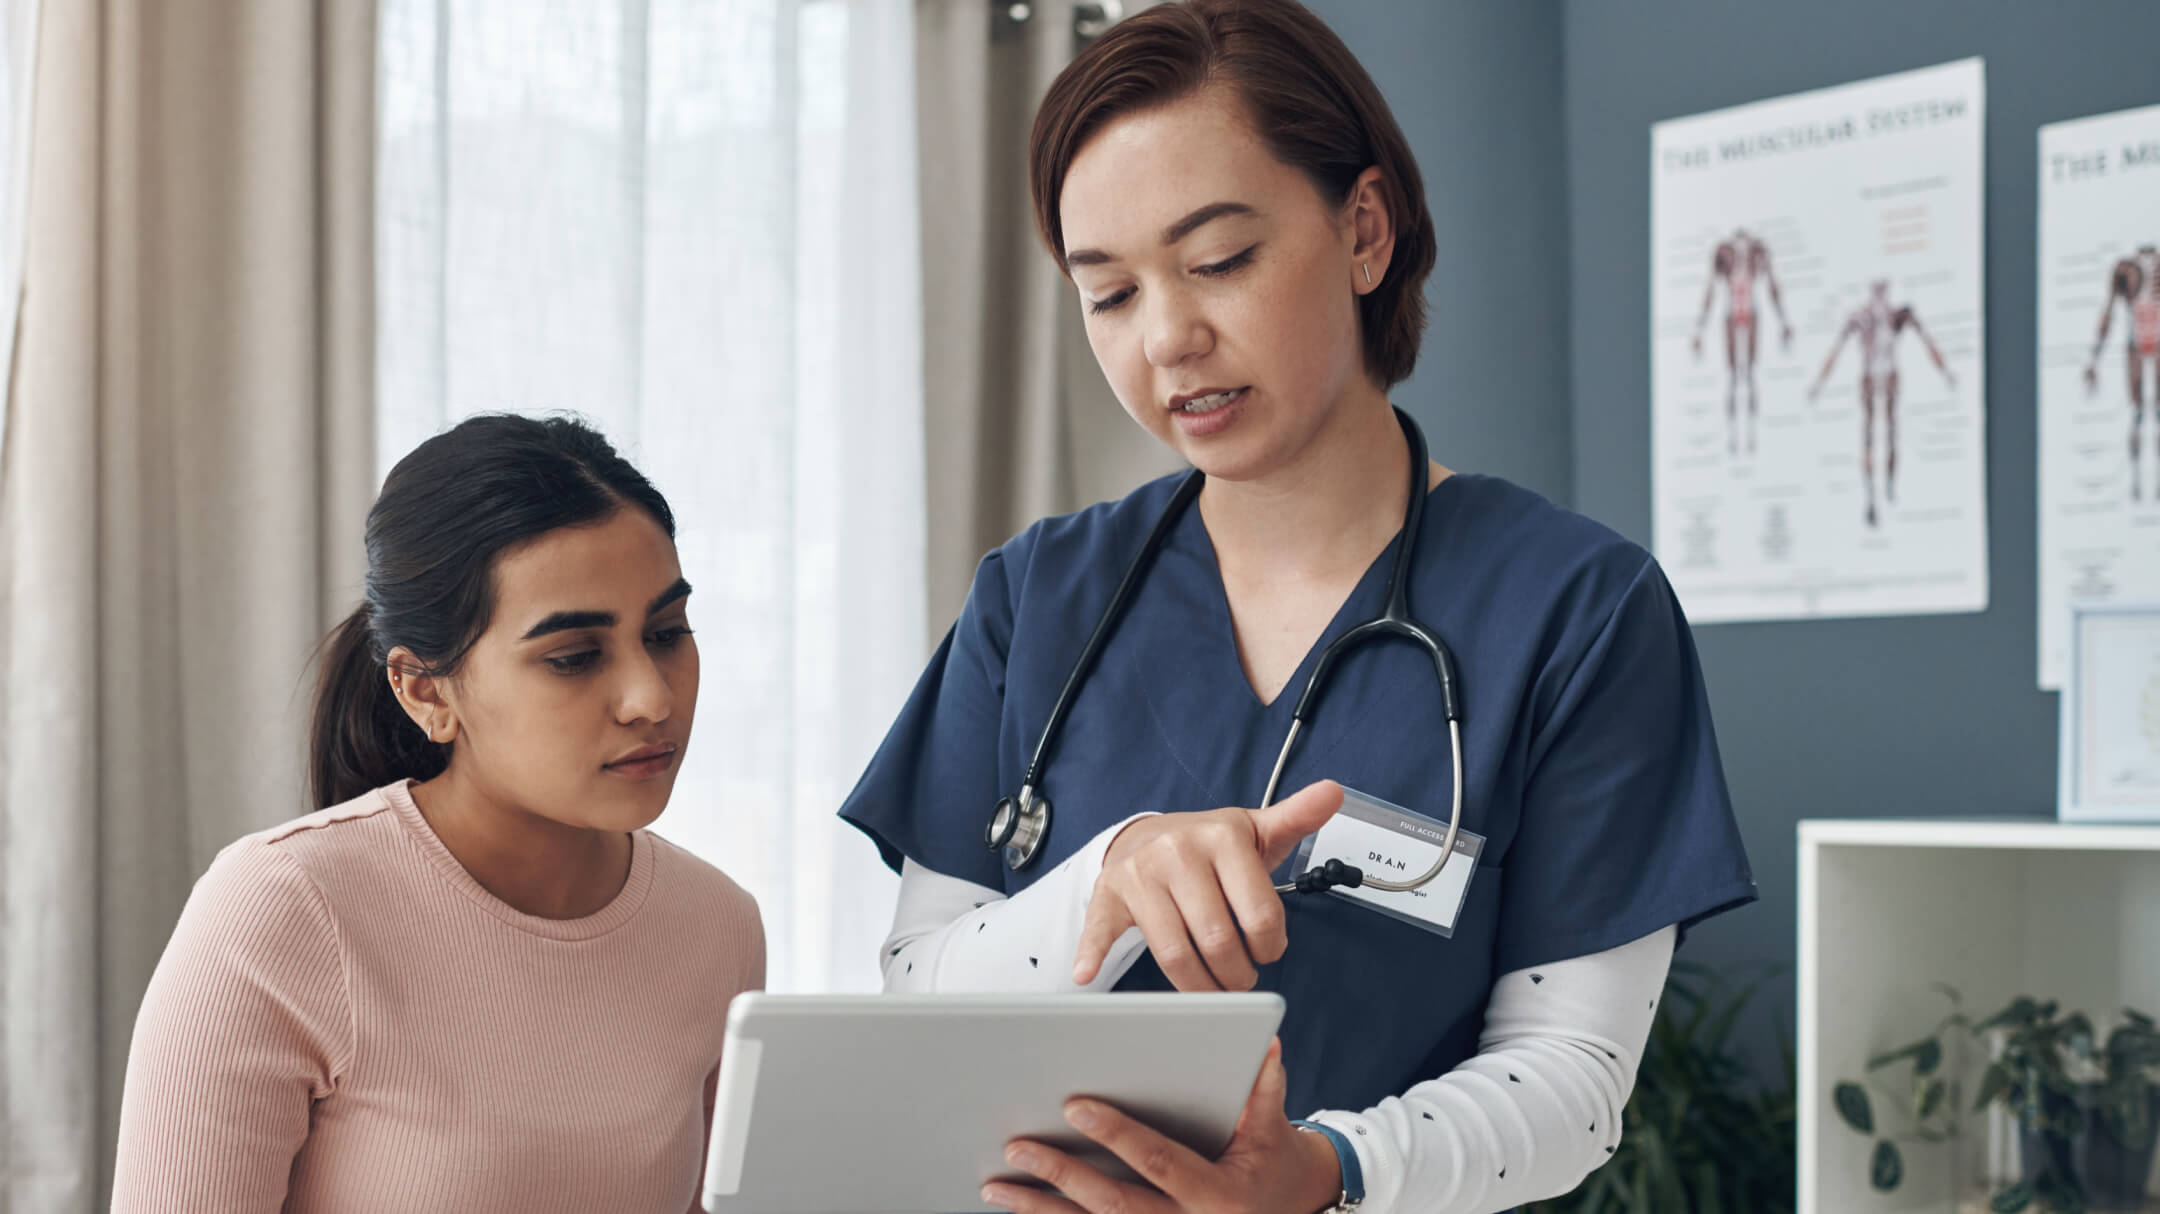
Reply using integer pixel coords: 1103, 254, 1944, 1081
701, 993, 1284, 1214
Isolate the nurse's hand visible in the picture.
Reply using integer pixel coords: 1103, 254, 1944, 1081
1073, 780, 1343, 992
982, 1039, 1341, 1214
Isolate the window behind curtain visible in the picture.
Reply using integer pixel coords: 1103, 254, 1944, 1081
0, 0, 36, 465
375, 0, 920, 992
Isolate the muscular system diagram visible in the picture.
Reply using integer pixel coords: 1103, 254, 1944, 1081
2084, 244, 2160, 500
1691, 227, 1794, 456
1807, 280, 1955, 528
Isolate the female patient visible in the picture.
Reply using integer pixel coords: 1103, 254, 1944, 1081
113, 415, 762, 1212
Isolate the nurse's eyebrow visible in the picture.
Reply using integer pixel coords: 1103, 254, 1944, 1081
1063, 201, 1257, 268
1161, 200, 1254, 245
519, 578, 694, 640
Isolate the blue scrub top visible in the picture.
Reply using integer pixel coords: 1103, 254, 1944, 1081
840, 471, 1756, 1121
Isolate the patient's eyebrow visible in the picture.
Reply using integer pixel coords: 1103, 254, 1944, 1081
647, 578, 692, 615
519, 580, 692, 641
522, 610, 613, 640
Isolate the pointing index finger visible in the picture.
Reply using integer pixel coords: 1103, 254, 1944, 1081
1072, 887, 1134, 985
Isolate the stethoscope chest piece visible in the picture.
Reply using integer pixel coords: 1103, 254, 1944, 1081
985, 785, 1052, 870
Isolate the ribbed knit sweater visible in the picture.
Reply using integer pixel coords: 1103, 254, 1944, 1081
112, 781, 763, 1213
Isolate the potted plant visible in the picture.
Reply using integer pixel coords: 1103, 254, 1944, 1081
1835, 995, 2160, 1213
1978, 1001, 2160, 1213
1527, 960, 1796, 1214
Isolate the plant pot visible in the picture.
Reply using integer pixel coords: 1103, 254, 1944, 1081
2017, 1086, 2160, 1212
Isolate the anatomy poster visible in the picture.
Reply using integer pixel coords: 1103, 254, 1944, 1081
2037, 102, 2160, 688
1651, 59, 1987, 623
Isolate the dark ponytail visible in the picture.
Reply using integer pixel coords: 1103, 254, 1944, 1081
309, 603, 450, 809
308, 414, 676, 808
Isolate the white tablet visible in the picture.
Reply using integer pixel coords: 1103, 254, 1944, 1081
701, 992, 1285, 1214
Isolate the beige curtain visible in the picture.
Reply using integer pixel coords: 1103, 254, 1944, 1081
915, 0, 1178, 632
0, 2, 375, 1208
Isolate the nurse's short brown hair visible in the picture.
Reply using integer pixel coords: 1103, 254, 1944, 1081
1028, 0, 1436, 388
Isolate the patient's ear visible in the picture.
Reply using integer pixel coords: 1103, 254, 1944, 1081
386, 646, 461, 745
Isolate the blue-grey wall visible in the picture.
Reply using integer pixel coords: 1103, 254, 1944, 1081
1565, 0, 2160, 1046
1301, 0, 2160, 1072
1308, 0, 1572, 503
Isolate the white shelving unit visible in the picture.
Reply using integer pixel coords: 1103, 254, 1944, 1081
1799, 818, 2160, 1213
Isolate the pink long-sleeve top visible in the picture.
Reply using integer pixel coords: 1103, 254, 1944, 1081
113, 780, 763, 1213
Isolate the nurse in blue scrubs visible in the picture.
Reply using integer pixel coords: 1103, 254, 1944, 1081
840, 2, 1756, 1211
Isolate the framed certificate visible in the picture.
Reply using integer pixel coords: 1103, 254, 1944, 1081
2060, 603, 2160, 822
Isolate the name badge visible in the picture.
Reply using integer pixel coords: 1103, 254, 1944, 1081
1290, 786, 1482, 937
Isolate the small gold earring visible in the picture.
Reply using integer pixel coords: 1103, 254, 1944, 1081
1362, 263, 1373, 286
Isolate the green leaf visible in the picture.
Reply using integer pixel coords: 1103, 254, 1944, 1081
1866, 1037, 1943, 1075
2061, 1014, 2095, 1059
1916, 1077, 1947, 1121
1834, 1082, 1874, 1134
1974, 1062, 2012, 1112
1868, 1140, 1902, 1191
1976, 997, 2042, 1033
1915, 1039, 1943, 1075
1990, 1181, 2033, 1212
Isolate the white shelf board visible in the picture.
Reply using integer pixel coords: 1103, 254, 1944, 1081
1799, 817, 2160, 852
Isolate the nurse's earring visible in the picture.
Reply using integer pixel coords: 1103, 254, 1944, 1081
1362, 263, 1373, 286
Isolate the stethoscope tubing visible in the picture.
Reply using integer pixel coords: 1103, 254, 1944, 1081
989, 407, 1467, 896
1264, 717, 1463, 894
1017, 470, 1205, 805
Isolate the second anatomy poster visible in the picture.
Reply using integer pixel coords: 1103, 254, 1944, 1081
1651, 58, 1987, 623
2037, 102, 2160, 689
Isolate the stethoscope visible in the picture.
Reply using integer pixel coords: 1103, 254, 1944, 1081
983, 407, 1466, 898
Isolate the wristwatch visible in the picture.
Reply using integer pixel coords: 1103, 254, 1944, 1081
1289, 1119, 1365, 1212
